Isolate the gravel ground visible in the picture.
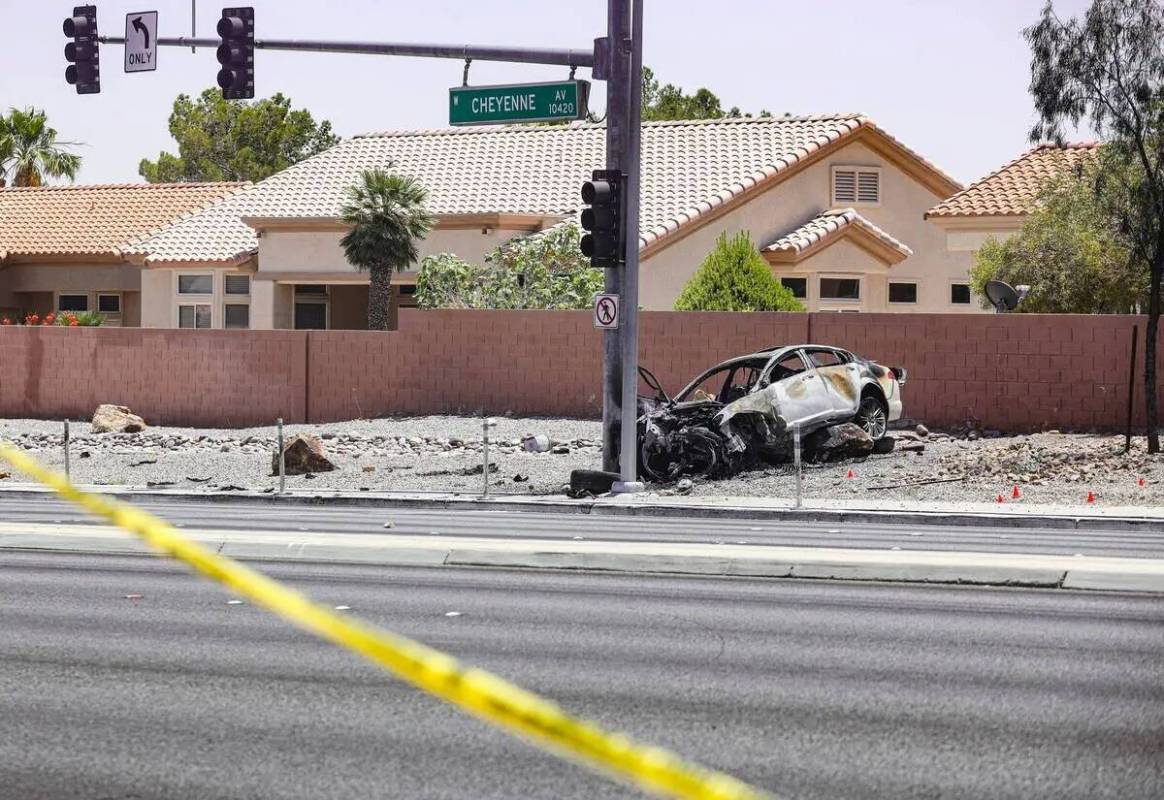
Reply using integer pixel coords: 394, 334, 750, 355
2, 416, 1163, 507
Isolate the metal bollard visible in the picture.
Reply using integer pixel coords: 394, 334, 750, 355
793, 424, 802, 509
63, 419, 71, 481
482, 417, 497, 498
277, 418, 286, 495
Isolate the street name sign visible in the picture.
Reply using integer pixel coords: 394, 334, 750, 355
593, 293, 620, 330
450, 80, 590, 126
124, 11, 157, 72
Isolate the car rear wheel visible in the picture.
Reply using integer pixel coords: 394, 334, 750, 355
855, 394, 888, 441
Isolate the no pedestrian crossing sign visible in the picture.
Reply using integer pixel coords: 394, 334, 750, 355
124, 11, 157, 73
449, 80, 590, 126
593, 293, 619, 330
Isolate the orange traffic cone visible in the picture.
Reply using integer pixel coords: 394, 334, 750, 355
996, 493, 1005, 504
1012, 485, 1022, 500
846, 469, 855, 480
1086, 490, 1096, 504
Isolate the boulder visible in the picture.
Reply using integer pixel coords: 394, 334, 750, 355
91, 404, 147, 434
915, 423, 930, 438
272, 434, 336, 476
804, 423, 874, 463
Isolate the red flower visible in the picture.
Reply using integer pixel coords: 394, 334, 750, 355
1, 317, 11, 326
69, 319, 79, 327
43, 313, 56, 326
25, 314, 39, 326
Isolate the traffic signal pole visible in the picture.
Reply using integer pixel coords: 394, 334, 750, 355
600, 0, 628, 476
95, 35, 595, 69
615, 0, 644, 493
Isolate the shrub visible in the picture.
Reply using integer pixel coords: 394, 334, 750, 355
674, 231, 803, 312
414, 223, 604, 310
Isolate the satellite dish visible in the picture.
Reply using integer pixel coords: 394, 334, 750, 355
985, 280, 1020, 312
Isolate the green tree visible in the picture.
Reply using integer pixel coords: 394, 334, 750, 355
414, 223, 604, 310
674, 232, 803, 312
1026, 0, 1164, 450
340, 169, 434, 331
139, 89, 339, 183
970, 166, 1145, 313
641, 67, 770, 121
0, 107, 82, 187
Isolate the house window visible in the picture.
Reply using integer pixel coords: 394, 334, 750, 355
780, 277, 807, 299
178, 274, 213, 294
58, 294, 89, 312
224, 275, 250, 295
832, 166, 880, 205
224, 304, 250, 329
951, 284, 972, 305
97, 294, 121, 314
178, 304, 212, 329
295, 284, 328, 295
294, 302, 328, 330
820, 277, 861, 300
889, 282, 918, 304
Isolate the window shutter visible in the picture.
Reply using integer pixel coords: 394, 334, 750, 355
833, 169, 856, 203
857, 171, 880, 203
224, 275, 250, 295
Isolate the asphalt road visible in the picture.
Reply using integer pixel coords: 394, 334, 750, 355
3, 495, 1164, 558
1, 552, 1161, 800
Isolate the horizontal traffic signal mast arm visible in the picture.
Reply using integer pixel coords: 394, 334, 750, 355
95, 35, 595, 67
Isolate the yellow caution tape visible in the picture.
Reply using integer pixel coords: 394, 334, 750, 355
0, 442, 773, 800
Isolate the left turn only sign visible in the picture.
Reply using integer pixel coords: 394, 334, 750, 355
124, 11, 157, 73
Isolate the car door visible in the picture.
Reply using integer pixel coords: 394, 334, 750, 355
755, 349, 835, 428
803, 348, 862, 419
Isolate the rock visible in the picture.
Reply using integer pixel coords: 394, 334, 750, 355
551, 445, 571, 455
0, 472, 9, 480
362, 465, 376, 473
675, 478, 694, 495
967, 430, 980, 441
804, 423, 874, 463
272, 434, 336, 476
900, 441, 926, 453
915, 424, 930, 438
513, 474, 529, 483
461, 462, 499, 476
873, 436, 896, 455
522, 434, 552, 453
91, 404, 146, 434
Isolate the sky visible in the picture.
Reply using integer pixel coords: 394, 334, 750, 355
0, 0, 1095, 187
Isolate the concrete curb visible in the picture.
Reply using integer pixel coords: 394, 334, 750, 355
3, 522, 1162, 593
2, 484, 1164, 532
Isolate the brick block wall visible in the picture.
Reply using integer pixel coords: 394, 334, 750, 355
808, 313, 1152, 430
0, 327, 305, 426
0, 312, 1156, 431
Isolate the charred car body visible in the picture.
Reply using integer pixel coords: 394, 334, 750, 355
638, 345, 905, 482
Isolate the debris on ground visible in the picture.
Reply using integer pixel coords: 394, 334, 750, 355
91, 404, 147, 434
273, 434, 335, 476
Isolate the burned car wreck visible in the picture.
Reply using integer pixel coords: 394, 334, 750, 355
637, 345, 906, 482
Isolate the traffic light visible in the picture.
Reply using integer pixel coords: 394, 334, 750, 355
580, 169, 624, 269
63, 5, 100, 94
216, 7, 255, 100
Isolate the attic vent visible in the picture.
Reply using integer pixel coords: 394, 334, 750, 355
832, 167, 880, 205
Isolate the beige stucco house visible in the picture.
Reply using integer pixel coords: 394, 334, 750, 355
925, 142, 1099, 295
0, 182, 245, 324
118, 114, 979, 329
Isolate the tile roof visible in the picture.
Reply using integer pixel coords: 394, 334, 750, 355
764, 208, 912, 262
926, 143, 1099, 219
128, 115, 959, 265
0, 182, 248, 261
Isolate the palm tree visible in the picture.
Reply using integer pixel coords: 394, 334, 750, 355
340, 168, 433, 330
0, 107, 82, 187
